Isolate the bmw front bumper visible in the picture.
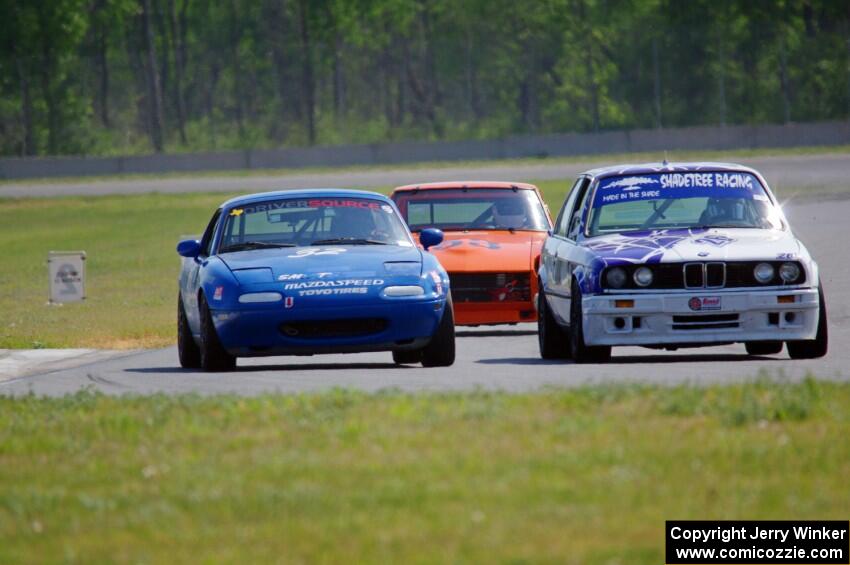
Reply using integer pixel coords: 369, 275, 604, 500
582, 288, 819, 347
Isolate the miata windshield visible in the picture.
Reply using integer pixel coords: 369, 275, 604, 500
218, 197, 413, 253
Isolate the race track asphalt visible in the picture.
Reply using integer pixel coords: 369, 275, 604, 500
2, 196, 848, 397
3, 152, 850, 198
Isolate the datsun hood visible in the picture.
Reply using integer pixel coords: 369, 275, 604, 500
584, 228, 802, 264
421, 230, 546, 272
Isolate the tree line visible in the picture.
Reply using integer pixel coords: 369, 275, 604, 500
2, 0, 850, 157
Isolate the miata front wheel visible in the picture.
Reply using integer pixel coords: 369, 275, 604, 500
199, 293, 237, 372
421, 294, 456, 367
392, 349, 424, 365
177, 292, 201, 368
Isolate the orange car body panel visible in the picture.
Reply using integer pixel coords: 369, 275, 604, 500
391, 182, 553, 326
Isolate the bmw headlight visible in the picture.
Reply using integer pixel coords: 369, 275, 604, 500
754, 263, 775, 284
606, 267, 627, 289
633, 266, 653, 287
779, 262, 801, 283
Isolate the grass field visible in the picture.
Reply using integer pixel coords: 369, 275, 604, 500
1, 380, 847, 563
2, 192, 235, 349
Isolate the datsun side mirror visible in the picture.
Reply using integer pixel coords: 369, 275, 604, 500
419, 228, 444, 250
177, 239, 201, 258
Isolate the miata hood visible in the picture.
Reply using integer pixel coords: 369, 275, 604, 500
584, 228, 801, 264
220, 244, 422, 279
421, 230, 546, 272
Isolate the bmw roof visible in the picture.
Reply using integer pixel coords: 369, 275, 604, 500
581, 161, 762, 180
220, 188, 392, 209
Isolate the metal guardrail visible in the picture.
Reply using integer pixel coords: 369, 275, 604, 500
2, 120, 849, 181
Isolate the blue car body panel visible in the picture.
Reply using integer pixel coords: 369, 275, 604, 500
178, 189, 450, 357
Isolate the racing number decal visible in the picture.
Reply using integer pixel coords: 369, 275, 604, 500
289, 248, 347, 258
433, 239, 501, 251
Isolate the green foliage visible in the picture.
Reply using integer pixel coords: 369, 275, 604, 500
2, 0, 850, 156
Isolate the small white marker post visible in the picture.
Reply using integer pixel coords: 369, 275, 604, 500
47, 251, 86, 305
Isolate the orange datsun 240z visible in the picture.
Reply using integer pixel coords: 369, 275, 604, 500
391, 182, 553, 326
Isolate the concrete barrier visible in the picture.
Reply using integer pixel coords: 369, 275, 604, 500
2, 120, 849, 181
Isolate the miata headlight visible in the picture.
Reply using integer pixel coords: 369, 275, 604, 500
753, 263, 775, 284
633, 266, 653, 287
606, 267, 627, 289
238, 292, 283, 303
779, 262, 801, 283
382, 285, 425, 297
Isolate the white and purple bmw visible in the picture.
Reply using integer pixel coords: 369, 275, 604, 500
537, 162, 828, 363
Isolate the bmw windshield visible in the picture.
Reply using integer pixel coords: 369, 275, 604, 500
218, 197, 413, 253
587, 171, 784, 237
394, 189, 549, 232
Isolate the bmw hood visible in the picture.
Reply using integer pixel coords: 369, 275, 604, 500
584, 228, 801, 264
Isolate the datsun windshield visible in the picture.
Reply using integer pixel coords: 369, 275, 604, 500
219, 198, 413, 253
587, 172, 784, 236
395, 189, 549, 231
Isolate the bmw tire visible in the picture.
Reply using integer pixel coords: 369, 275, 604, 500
745, 341, 784, 356
538, 286, 570, 360
787, 283, 828, 359
569, 280, 611, 364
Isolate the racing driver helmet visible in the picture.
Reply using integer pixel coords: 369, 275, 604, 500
699, 197, 746, 225
492, 198, 528, 229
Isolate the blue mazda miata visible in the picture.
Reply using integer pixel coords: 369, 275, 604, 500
176, 189, 454, 371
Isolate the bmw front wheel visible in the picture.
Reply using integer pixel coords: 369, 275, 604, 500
569, 280, 611, 364
787, 283, 828, 359
538, 287, 570, 360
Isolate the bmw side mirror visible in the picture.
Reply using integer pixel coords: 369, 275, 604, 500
177, 239, 201, 258
419, 228, 444, 250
